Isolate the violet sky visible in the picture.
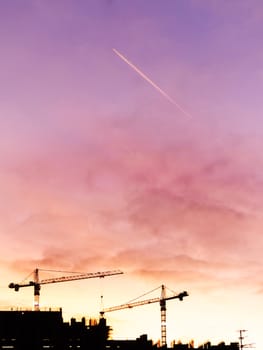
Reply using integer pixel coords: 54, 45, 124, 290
0, 0, 263, 347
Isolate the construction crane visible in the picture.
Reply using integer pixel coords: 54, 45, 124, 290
100, 284, 188, 347
9, 268, 123, 311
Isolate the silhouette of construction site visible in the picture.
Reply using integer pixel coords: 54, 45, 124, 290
0, 309, 239, 350
4, 270, 241, 349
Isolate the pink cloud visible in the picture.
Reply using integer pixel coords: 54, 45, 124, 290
0, 109, 262, 300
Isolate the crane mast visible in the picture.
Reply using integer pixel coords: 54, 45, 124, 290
160, 285, 166, 347
9, 268, 123, 311
100, 284, 188, 347
34, 268, 40, 311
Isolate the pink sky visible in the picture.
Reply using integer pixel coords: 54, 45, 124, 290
0, 0, 263, 347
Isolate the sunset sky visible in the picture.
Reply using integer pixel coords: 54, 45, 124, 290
0, 0, 263, 347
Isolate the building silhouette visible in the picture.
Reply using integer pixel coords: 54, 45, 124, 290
0, 309, 109, 349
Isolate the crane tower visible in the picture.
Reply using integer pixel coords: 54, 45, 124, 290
100, 284, 188, 347
9, 268, 123, 311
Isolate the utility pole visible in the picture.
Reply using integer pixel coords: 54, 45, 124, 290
238, 330, 254, 350
238, 329, 247, 350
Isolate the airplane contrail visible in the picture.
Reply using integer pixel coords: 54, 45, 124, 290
112, 48, 191, 118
